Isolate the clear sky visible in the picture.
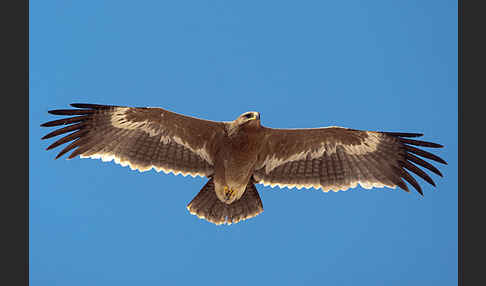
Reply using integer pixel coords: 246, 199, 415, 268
30, 1, 457, 285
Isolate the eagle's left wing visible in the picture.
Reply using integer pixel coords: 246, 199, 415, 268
41, 103, 226, 178
254, 127, 446, 195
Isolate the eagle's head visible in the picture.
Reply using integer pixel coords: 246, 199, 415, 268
227, 111, 261, 136
238, 111, 260, 124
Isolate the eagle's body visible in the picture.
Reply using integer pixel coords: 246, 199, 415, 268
42, 103, 447, 225
216, 115, 264, 204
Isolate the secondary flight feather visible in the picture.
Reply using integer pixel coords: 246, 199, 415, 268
41, 103, 447, 225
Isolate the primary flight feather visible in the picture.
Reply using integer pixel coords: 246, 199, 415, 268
41, 103, 447, 225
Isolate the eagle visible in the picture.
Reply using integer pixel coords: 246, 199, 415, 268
41, 103, 447, 225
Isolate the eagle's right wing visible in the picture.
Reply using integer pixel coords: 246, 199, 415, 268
41, 103, 226, 178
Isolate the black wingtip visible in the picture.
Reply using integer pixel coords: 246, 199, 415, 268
70, 103, 112, 109
70, 103, 88, 108
48, 109, 96, 115
383, 132, 424, 138
405, 153, 445, 177
399, 138, 444, 148
405, 145, 447, 165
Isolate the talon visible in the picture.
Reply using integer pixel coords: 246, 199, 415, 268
224, 187, 235, 200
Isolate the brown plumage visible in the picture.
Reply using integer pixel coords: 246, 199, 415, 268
41, 103, 447, 225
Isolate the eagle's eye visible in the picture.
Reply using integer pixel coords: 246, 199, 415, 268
244, 113, 253, 119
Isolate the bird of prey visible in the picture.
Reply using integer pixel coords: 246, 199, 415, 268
41, 103, 447, 225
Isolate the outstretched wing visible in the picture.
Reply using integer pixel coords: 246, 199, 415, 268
254, 127, 446, 195
41, 103, 225, 177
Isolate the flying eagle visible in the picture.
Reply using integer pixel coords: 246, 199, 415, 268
41, 103, 447, 225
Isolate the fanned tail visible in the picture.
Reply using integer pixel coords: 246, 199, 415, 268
187, 179, 263, 225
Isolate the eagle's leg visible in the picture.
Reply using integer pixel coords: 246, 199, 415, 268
187, 179, 263, 225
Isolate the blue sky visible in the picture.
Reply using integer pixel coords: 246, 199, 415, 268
30, 1, 457, 285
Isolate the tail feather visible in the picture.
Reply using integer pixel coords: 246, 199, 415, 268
187, 179, 263, 225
